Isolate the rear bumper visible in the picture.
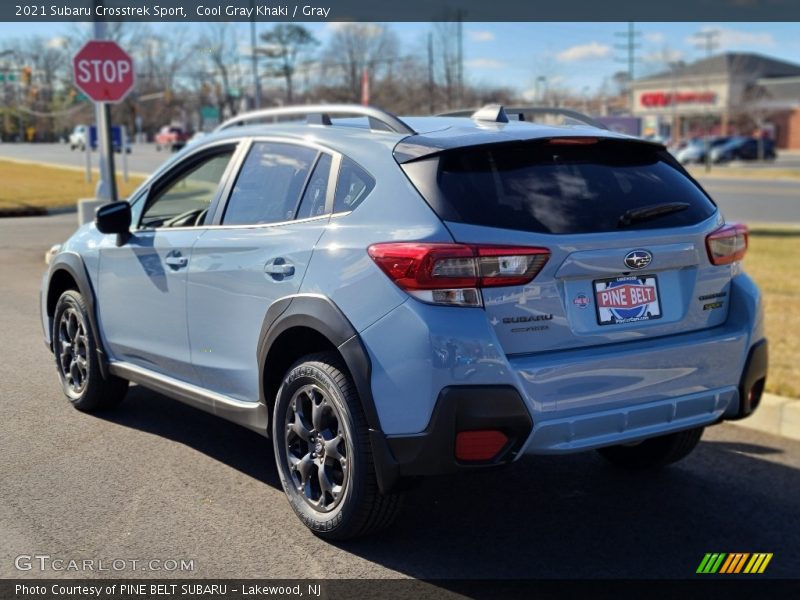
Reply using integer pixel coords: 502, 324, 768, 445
522, 386, 737, 454
385, 386, 532, 477
363, 273, 765, 485
732, 338, 768, 420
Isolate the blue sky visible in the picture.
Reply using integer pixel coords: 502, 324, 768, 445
2, 21, 799, 94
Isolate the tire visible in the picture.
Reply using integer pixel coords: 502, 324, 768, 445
272, 351, 402, 540
596, 427, 704, 470
52, 290, 128, 412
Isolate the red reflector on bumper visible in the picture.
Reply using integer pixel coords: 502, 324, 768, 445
455, 430, 509, 462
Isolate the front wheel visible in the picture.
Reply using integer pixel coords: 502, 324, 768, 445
596, 427, 704, 470
272, 352, 401, 540
52, 290, 128, 411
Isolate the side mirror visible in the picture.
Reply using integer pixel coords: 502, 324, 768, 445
95, 201, 132, 246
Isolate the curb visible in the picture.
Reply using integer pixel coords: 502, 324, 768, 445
0, 206, 47, 218
0, 205, 77, 218
729, 393, 800, 442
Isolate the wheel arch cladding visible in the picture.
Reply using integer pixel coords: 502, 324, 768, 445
46, 253, 111, 380
257, 294, 400, 493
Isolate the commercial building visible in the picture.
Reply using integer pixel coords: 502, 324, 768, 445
630, 52, 800, 148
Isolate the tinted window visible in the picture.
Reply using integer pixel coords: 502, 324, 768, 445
141, 151, 234, 228
223, 142, 317, 225
333, 158, 375, 213
296, 154, 332, 220
414, 140, 716, 234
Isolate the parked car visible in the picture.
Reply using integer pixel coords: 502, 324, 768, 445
41, 104, 767, 540
69, 124, 131, 153
674, 136, 730, 164
155, 126, 189, 152
68, 124, 88, 151
711, 136, 776, 163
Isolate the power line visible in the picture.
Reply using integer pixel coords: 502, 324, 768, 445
614, 22, 641, 112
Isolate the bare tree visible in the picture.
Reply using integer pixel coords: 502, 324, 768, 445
197, 23, 243, 119
433, 21, 460, 109
322, 23, 400, 102
259, 24, 318, 103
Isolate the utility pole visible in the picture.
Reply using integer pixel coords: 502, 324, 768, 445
693, 29, 719, 172
456, 11, 464, 107
693, 29, 720, 58
427, 32, 435, 114
250, 0, 261, 109
614, 22, 641, 114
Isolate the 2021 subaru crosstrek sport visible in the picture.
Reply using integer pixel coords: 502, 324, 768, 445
41, 104, 767, 540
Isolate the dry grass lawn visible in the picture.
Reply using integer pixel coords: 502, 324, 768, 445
0, 159, 144, 210
744, 228, 800, 399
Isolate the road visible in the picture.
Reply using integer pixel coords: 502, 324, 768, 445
0, 143, 798, 224
1, 213, 799, 584
0, 142, 174, 176
700, 178, 800, 225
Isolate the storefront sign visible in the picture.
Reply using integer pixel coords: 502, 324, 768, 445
640, 91, 717, 107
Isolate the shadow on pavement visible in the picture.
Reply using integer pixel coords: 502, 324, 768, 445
100, 384, 280, 488
98, 385, 800, 581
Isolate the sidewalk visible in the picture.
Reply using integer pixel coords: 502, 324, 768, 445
730, 393, 800, 441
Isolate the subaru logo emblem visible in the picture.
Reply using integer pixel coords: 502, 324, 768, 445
624, 250, 652, 270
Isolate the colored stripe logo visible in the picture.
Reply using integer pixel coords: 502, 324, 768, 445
696, 553, 773, 574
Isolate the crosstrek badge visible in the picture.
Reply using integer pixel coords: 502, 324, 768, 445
594, 275, 662, 325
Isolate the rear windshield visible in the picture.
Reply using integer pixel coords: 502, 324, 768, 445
402, 140, 716, 234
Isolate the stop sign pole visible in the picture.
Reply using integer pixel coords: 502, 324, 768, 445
72, 18, 135, 205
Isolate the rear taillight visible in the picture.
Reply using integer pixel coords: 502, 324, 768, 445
706, 223, 748, 265
367, 243, 550, 307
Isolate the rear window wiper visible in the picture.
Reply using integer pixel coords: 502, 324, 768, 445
618, 202, 690, 228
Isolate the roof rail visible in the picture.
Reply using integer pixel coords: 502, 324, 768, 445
214, 104, 417, 135
439, 105, 608, 130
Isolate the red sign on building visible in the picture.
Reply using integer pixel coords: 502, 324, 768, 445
640, 91, 717, 107
72, 41, 134, 103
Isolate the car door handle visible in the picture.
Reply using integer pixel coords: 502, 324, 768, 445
264, 259, 295, 277
164, 255, 188, 269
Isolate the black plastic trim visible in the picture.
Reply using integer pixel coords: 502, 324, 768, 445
731, 338, 768, 420
386, 385, 533, 477
45, 253, 111, 380
257, 294, 399, 492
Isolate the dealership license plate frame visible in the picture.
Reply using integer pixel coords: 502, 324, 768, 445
593, 274, 663, 326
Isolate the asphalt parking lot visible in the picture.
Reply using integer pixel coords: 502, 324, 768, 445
1, 213, 799, 583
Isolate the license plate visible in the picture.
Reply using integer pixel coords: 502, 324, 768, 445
593, 274, 662, 326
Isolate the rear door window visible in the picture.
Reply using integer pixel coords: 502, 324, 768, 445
223, 142, 317, 225
296, 153, 332, 220
406, 139, 716, 234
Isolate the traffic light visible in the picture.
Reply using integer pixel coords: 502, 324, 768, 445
21, 66, 32, 86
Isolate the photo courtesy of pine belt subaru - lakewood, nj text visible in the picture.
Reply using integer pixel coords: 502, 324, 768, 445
40, 104, 768, 539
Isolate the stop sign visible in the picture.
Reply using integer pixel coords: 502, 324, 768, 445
73, 41, 134, 103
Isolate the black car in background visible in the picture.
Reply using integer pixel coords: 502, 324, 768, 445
711, 136, 777, 163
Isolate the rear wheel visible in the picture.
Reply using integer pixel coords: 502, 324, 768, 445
53, 290, 128, 411
596, 427, 704, 470
273, 352, 401, 540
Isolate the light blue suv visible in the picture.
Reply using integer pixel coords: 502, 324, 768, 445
41, 105, 767, 539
